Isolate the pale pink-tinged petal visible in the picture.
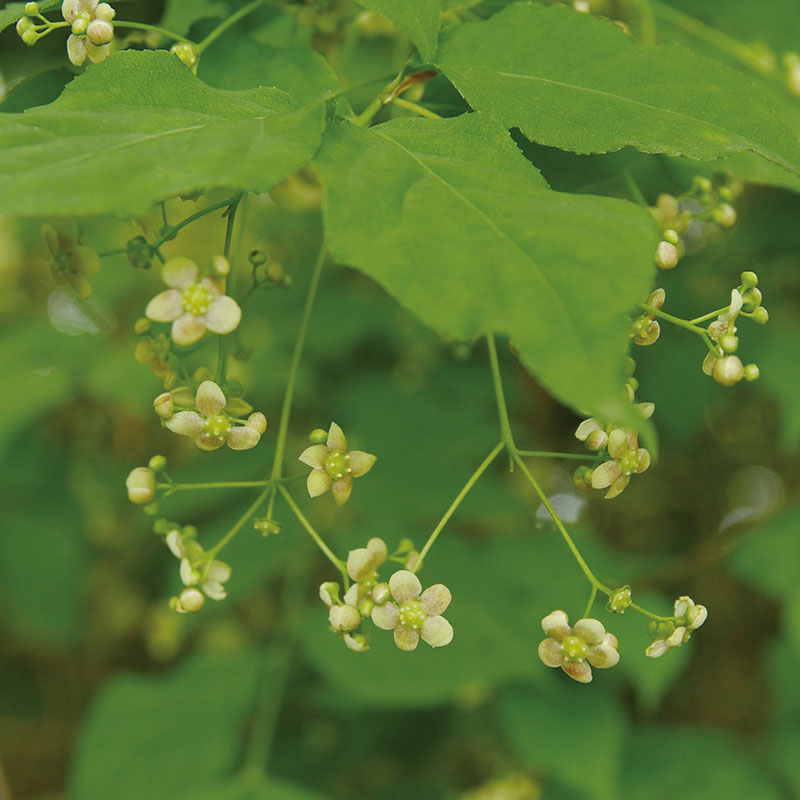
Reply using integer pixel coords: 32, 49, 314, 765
575, 418, 602, 441
601, 632, 618, 649
195, 434, 225, 451
162, 257, 198, 289
541, 609, 571, 640
332, 476, 352, 507
205, 295, 242, 335
389, 570, 422, 604
62, 1, 82, 23
591, 461, 621, 490
307, 469, 332, 498
371, 603, 399, 630
394, 626, 419, 651
587, 644, 620, 669
145, 288, 183, 322
202, 275, 223, 297
646, 640, 669, 658
421, 616, 453, 647
605, 474, 630, 499
227, 426, 260, 451
575, 618, 605, 645
562, 660, 593, 683
165, 411, 205, 436
327, 421, 347, 453
538, 638, 564, 667
171, 313, 207, 346
195, 380, 226, 416
299, 445, 329, 469
674, 596, 693, 617
421, 584, 451, 616
349, 451, 376, 477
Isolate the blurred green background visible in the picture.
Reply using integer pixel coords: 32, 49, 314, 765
2, 1, 800, 799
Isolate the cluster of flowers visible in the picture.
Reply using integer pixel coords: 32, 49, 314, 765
651, 177, 739, 271
702, 273, 767, 387
646, 596, 707, 657
16, 1, 115, 66
320, 538, 454, 653
572, 401, 653, 499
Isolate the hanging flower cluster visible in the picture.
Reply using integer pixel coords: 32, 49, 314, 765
646, 596, 708, 658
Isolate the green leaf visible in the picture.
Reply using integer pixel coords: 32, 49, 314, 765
160, 0, 227, 36
0, 67, 73, 113
0, 0, 60, 33
176, 773, 331, 800
437, 3, 800, 175
354, 0, 441, 63
498, 684, 627, 800
69, 650, 263, 800
315, 113, 658, 422
0, 50, 326, 216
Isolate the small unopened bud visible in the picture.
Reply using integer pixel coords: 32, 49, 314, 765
751, 306, 769, 325
253, 517, 281, 535
24, 2, 39, 15
662, 228, 680, 245
126, 467, 155, 505
126, 235, 153, 269
71, 13, 90, 35
211, 254, 230, 276
656, 241, 679, 270
740, 270, 759, 289
248, 250, 267, 267
143, 502, 159, 515
134, 317, 151, 335
153, 392, 174, 419
719, 334, 738, 353
647, 287, 666, 310
744, 363, 760, 381
87, 18, 113, 45
741, 287, 762, 311
607, 586, 632, 613
713, 355, 744, 386
246, 412, 267, 434
176, 587, 205, 613
148, 455, 167, 472
309, 428, 328, 444
170, 41, 199, 69
21, 26, 39, 45
573, 465, 594, 492
95, 2, 115, 21
585, 430, 609, 451
713, 203, 737, 228
636, 401, 655, 419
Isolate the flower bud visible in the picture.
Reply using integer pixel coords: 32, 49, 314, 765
21, 27, 39, 45
741, 287, 762, 311
713, 355, 744, 386
266, 263, 284, 284
585, 429, 609, 451
170, 41, 199, 69
24, 2, 39, 15
572, 465, 594, 492
71, 13, 89, 35
176, 587, 205, 613
127, 235, 153, 269
655, 241, 679, 270
740, 270, 758, 289
309, 428, 328, 444
211, 254, 230, 276
95, 3, 116, 21
719, 334, 738, 353
143, 502, 160, 515
87, 18, 114, 45
662, 228, 680, 245
607, 586, 632, 613
253, 517, 281, 535
153, 392, 174, 419
636, 401, 655, 419
126, 467, 155, 505
343, 633, 369, 652
246, 412, 267, 434
148, 455, 167, 472
329, 604, 361, 632
712, 203, 737, 228
647, 287, 666, 311
751, 306, 769, 325
744, 363, 760, 381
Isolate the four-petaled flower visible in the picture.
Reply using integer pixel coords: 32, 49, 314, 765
371, 570, 453, 651
299, 422, 376, 506
646, 596, 707, 658
164, 380, 263, 451
589, 426, 651, 499
145, 257, 242, 347
538, 610, 619, 683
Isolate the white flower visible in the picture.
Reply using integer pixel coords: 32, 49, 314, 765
145, 257, 242, 347
646, 595, 708, 658
298, 422, 376, 506
164, 380, 263, 451
537, 609, 620, 683
371, 570, 453, 651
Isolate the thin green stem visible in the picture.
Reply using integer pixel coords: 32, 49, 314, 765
413, 441, 505, 573
517, 450, 598, 462
154, 195, 237, 247
623, 169, 648, 207
216, 192, 244, 384
98, 247, 127, 258
278, 485, 347, 582
640, 303, 718, 352
391, 97, 442, 119
629, 601, 680, 623
206, 485, 271, 559
197, 0, 265, 53
114, 20, 191, 42
265, 242, 327, 521
583, 586, 598, 618
158, 475, 304, 492
690, 306, 728, 325
486, 332, 516, 450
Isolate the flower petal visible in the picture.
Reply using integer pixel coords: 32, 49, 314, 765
575, 418, 602, 441
347, 547, 374, 582
574, 618, 605, 645
227, 426, 260, 451
207, 560, 231, 583
389, 570, 422, 604
666, 626, 687, 647
307, 469, 332, 498
687, 604, 708, 630
541, 609, 571, 640
371, 602, 399, 630
645, 640, 669, 658
343, 583, 360, 606
366, 537, 387, 564
343, 633, 368, 652
196, 380, 226, 416
562, 660, 593, 683
85, 41, 110, 64
299, 445, 329, 469
349, 451, 377, 477
674, 596, 693, 617
394, 626, 419, 651
165, 411, 205, 436
729, 288, 743, 318
332, 476, 352, 507
162, 257, 198, 289
421, 584, 452, 616
145, 289, 183, 322
607, 428, 630, 460
587, 644, 620, 669
165, 530, 185, 559
195, 434, 225, 451
421, 615, 453, 648
591, 461, 621, 489
205, 295, 242, 335
538, 637, 564, 667
327, 421, 347, 453
604, 475, 630, 500
203, 580, 227, 600
171, 313, 207, 346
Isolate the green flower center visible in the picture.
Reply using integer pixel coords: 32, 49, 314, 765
561, 635, 589, 662
324, 450, 351, 481
619, 450, 639, 475
398, 599, 426, 630
204, 415, 231, 438
182, 283, 211, 315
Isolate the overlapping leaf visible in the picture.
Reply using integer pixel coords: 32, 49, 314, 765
0, 50, 326, 216
354, 0, 441, 63
437, 2, 800, 175
316, 112, 658, 420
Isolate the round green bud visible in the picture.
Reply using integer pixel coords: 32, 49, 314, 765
248, 249, 268, 267
211, 254, 230, 276
170, 41, 199, 69
607, 585, 632, 613
148, 455, 167, 472
21, 28, 38, 44
309, 428, 328, 444
694, 176, 713, 193
153, 518, 174, 535
573, 465, 594, 492
744, 363, 760, 382
143, 502, 160, 516
751, 306, 769, 325
24, 2, 39, 15
712, 203, 737, 229
266, 263, 285, 284
662, 228, 680, 245
177, 587, 205, 613
741, 287, 762, 311
740, 270, 758, 289
718, 186, 734, 201
253, 518, 281, 536
719, 334, 738, 353
71, 13, 89, 35
181, 525, 198, 540
126, 235, 153, 269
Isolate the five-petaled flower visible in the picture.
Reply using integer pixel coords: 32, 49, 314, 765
145, 257, 242, 347
164, 380, 263, 451
538, 609, 620, 683
299, 422, 376, 506
371, 570, 453, 651
646, 596, 707, 658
